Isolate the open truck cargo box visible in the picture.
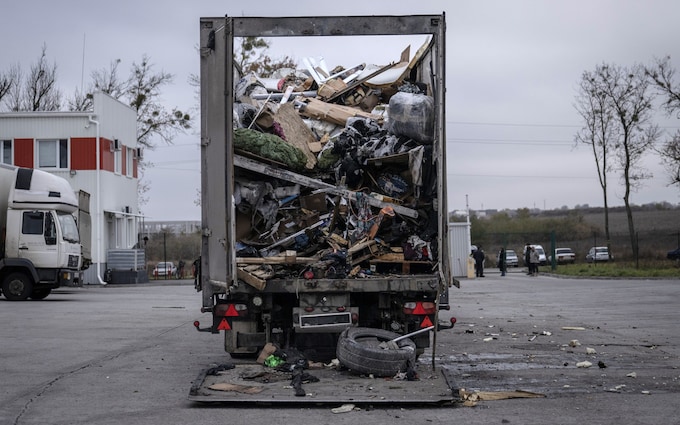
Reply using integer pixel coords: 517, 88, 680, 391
195, 13, 455, 405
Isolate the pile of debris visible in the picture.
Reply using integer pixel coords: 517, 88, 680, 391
232, 42, 440, 283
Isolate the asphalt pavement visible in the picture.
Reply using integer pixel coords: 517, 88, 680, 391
1, 274, 678, 425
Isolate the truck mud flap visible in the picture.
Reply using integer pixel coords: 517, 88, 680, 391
189, 361, 459, 405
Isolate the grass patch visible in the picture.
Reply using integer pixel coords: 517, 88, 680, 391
544, 261, 680, 278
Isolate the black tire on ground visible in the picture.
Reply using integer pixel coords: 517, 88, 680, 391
29, 288, 52, 300
2, 272, 33, 301
336, 327, 416, 377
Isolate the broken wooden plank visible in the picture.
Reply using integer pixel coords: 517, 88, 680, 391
327, 61, 400, 103
237, 268, 267, 290
298, 97, 383, 126
236, 257, 318, 265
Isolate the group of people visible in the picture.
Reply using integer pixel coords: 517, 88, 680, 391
472, 244, 540, 277
525, 243, 540, 276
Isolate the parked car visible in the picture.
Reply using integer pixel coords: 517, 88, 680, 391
586, 247, 611, 263
499, 249, 519, 267
153, 261, 177, 278
668, 248, 680, 260
523, 244, 547, 266
549, 247, 576, 264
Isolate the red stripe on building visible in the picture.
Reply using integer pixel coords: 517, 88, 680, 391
71, 137, 97, 170
13, 138, 34, 168
100, 138, 114, 172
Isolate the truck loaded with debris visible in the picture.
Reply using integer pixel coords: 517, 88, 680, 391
192, 14, 456, 403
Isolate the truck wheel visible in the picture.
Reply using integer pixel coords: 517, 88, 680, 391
336, 327, 416, 377
2, 272, 33, 301
30, 288, 52, 300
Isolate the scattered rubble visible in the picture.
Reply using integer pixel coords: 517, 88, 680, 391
230, 41, 441, 284
458, 389, 545, 407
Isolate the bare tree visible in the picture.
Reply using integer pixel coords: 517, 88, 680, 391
0, 64, 20, 110
593, 63, 661, 262
575, 69, 619, 255
68, 59, 126, 111
235, 36, 296, 78
646, 56, 680, 188
25, 44, 61, 111
4, 64, 24, 111
127, 55, 191, 148
68, 56, 190, 149
0, 69, 13, 104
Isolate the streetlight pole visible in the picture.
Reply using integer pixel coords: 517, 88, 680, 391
163, 231, 167, 280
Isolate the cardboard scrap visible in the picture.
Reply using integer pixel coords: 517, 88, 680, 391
273, 102, 318, 169
459, 389, 545, 407
208, 383, 265, 394
256, 342, 279, 364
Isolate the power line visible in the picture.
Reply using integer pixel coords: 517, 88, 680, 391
447, 120, 680, 130
447, 137, 573, 146
448, 173, 596, 180
448, 121, 581, 128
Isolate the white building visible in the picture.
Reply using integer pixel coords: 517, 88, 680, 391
0, 92, 144, 284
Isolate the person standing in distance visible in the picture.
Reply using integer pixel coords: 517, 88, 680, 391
498, 248, 507, 277
524, 243, 532, 275
473, 246, 486, 277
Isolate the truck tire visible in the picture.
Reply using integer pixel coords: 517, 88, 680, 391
30, 288, 52, 300
2, 272, 33, 301
336, 327, 416, 377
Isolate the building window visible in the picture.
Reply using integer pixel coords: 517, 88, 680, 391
38, 139, 68, 169
114, 147, 122, 175
1, 140, 11, 164
126, 147, 133, 177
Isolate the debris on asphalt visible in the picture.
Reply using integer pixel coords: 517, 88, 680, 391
576, 361, 593, 368
569, 339, 582, 347
458, 389, 545, 407
606, 384, 627, 393
562, 326, 586, 331
586, 347, 597, 354
207, 383, 265, 394
331, 403, 356, 413
627, 372, 637, 378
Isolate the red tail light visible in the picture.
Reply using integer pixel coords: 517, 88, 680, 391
214, 303, 248, 317
403, 301, 436, 315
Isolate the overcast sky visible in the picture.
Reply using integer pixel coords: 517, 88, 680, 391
2, 0, 680, 220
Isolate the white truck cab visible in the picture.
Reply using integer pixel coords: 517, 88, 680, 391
0, 165, 85, 300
